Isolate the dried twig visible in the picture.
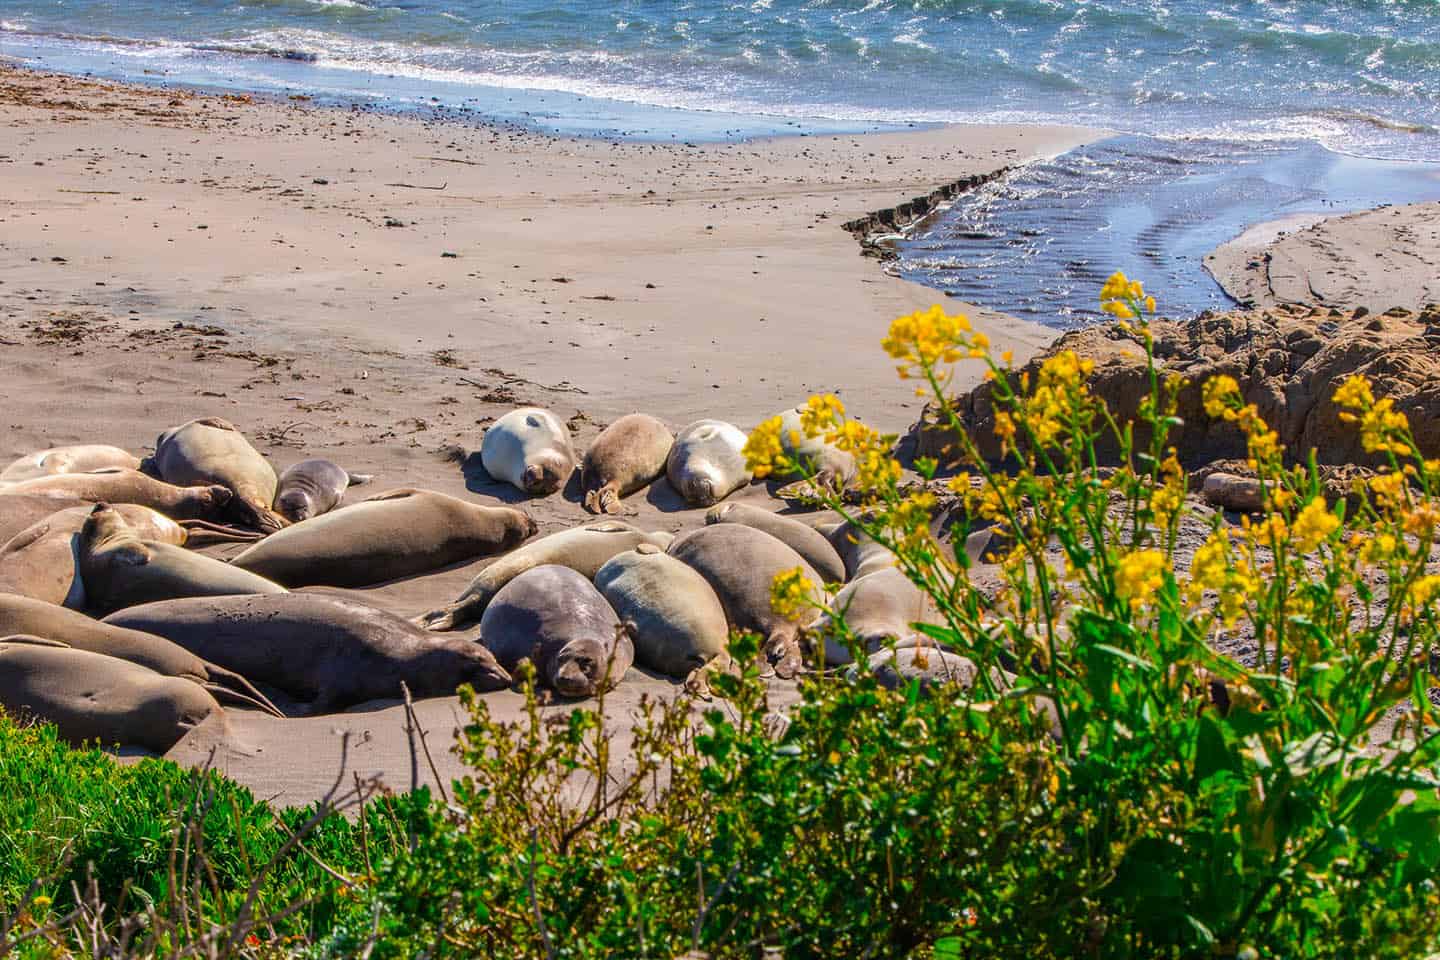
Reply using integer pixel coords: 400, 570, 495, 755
385, 181, 448, 191
400, 681, 450, 805
415, 155, 480, 166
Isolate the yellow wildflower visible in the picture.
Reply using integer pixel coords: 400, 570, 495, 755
32, 895, 52, 910
744, 415, 789, 479
1408, 575, 1440, 610
1369, 471, 1408, 510
770, 566, 816, 621
1115, 549, 1167, 608
799, 393, 845, 437
1291, 497, 1339, 553
882, 305, 973, 376
1202, 375, 1241, 420
1103, 299, 1135, 319
1333, 374, 1375, 411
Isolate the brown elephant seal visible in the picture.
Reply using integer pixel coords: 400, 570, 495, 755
665, 419, 752, 507
77, 503, 286, 616
667, 524, 822, 678
0, 503, 194, 607
230, 488, 536, 588
417, 520, 673, 631
480, 564, 631, 698
273, 458, 374, 523
581, 414, 673, 514
705, 502, 845, 584
0, 592, 280, 716
481, 407, 576, 497
0, 445, 140, 486
816, 567, 938, 666
0, 494, 91, 544
826, 521, 899, 581
1, 469, 234, 523
594, 543, 728, 679
145, 418, 287, 533
0, 636, 228, 753
104, 593, 511, 714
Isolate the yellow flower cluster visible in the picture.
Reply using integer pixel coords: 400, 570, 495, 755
1409, 574, 1440, 610
1099, 271, 1157, 319
884, 492, 938, 552
1335, 373, 1413, 456
744, 400, 901, 494
1017, 349, 1096, 447
1151, 453, 1186, 528
799, 393, 845, 436
1291, 497, 1340, 553
882, 305, 987, 379
1115, 549, 1166, 608
1184, 531, 1254, 626
769, 566, 817, 621
743, 415, 790, 480
1200, 375, 1282, 469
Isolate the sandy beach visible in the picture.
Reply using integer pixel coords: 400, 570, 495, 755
0, 65, 1097, 805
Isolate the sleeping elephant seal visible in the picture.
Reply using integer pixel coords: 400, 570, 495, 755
230, 488, 536, 588
667, 524, 823, 679
0, 593, 281, 717
481, 564, 631, 698
0, 636, 228, 753
1, 445, 140, 486
273, 458, 374, 523
105, 593, 511, 714
826, 521, 899, 581
0, 494, 91, 545
816, 567, 938, 666
0, 503, 194, 607
705, 502, 845, 584
77, 503, 286, 616
481, 407, 576, 497
581, 414, 673, 514
666, 420, 751, 507
146, 418, 287, 533
852, 647, 1000, 696
417, 520, 672, 632
595, 543, 728, 679
770, 405, 857, 497
0, 469, 234, 524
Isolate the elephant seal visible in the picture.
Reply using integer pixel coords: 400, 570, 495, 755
480, 564, 631, 698
0, 469, 234, 523
0, 592, 281, 716
230, 488, 536, 588
826, 521, 899, 581
0, 636, 228, 753
417, 520, 673, 631
1, 445, 140, 486
0, 503, 193, 607
770, 405, 856, 496
581, 414, 673, 514
146, 418, 287, 533
481, 407, 576, 497
77, 503, 286, 616
852, 647, 999, 696
665, 420, 752, 507
273, 458, 374, 523
667, 524, 822, 678
705, 502, 845, 584
594, 543, 728, 679
816, 567, 938, 666
105, 594, 511, 714
0, 494, 90, 545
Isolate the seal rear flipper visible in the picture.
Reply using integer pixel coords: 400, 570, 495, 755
345, 472, 375, 487
201, 665, 285, 718
178, 519, 266, 546
203, 682, 286, 718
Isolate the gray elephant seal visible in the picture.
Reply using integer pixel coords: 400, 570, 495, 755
0, 592, 281, 716
146, 418, 287, 533
105, 593, 511, 714
665, 420, 752, 507
826, 521, 899, 581
705, 502, 845, 584
77, 503, 286, 616
595, 543, 728, 679
481, 564, 631, 698
273, 458, 374, 523
0, 503, 193, 608
0, 636, 228, 753
581, 414, 673, 514
1, 469, 234, 524
481, 407, 577, 497
853, 647, 1000, 696
230, 488, 536, 588
816, 567, 938, 666
667, 523, 822, 679
0, 445, 140, 486
418, 520, 673, 631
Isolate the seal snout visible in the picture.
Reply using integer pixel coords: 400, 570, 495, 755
552, 655, 597, 698
521, 461, 563, 496
274, 491, 311, 523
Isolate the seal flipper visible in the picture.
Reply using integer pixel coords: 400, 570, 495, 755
201, 663, 285, 718
345, 472, 375, 487
178, 519, 266, 546
763, 627, 803, 680
202, 682, 286, 718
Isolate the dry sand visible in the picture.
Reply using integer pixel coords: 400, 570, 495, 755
0, 65, 1096, 806
1206, 200, 1440, 312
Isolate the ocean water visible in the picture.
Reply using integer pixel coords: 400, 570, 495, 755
3, 0, 1439, 321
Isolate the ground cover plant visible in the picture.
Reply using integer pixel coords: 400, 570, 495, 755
3, 276, 1439, 958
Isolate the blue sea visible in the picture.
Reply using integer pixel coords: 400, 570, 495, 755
2, 0, 1438, 323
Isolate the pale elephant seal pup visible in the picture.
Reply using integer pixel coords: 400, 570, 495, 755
0, 445, 140, 486
595, 543, 728, 679
665, 419, 752, 507
146, 418, 287, 533
816, 567, 938, 667
581, 414, 673, 514
418, 520, 672, 631
231, 488, 536, 588
0, 636, 228, 753
705, 502, 845, 584
1, 469, 234, 524
105, 593, 511, 714
77, 503, 286, 616
481, 564, 631, 698
481, 407, 576, 497
0, 503, 193, 608
667, 524, 822, 678
273, 458, 374, 523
